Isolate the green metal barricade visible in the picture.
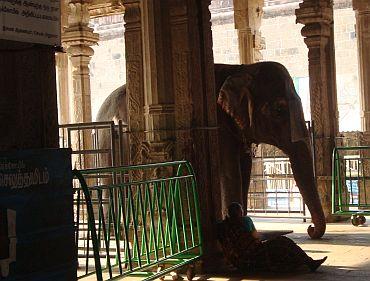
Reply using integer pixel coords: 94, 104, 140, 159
73, 161, 202, 280
332, 146, 370, 225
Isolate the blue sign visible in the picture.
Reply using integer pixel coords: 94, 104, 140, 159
0, 148, 76, 281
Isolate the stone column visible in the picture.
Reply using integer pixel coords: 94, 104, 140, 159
56, 0, 71, 125
56, 53, 70, 124
296, 0, 339, 220
141, 0, 175, 165
353, 0, 370, 208
168, 0, 221, 269
62, 0, 98, 168
62, 0, 98, 124
123, 0, 146, 169
353, 0, 370, 133
233, 0, 265, 64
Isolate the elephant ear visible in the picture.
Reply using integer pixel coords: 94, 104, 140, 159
217, 73, 254, 130
289, 96, 310, 146
286, 76, 309, 143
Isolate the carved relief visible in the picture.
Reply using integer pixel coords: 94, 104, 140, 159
124, 1, 145, 168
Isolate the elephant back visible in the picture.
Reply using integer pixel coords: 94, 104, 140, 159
214, 64, 246, 95
96, 85, 127, 124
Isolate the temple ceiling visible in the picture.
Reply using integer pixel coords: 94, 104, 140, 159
88, 0, 125, 18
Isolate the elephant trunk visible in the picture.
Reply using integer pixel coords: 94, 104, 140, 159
285, 141, 326, 239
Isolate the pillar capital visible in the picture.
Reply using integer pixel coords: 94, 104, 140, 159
296, 0, 333, 28
233, 0, 265, 64
233, 0, 264, 31
62, 0, 99, 52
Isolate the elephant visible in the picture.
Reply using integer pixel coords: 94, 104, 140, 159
96, 85, 127, 125
215, 62, 325, 239
96, 61, 326, 239
95, 85, 129, 166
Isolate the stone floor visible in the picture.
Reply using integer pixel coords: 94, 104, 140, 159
81, 217, 370, 280
163, 217, 370, 281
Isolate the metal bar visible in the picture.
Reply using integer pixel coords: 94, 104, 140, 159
117, 185, 133, 271
146, 182, 159, 261
73, 161, 202, 281
73, 170, 103, 281
156, 181, 167, 258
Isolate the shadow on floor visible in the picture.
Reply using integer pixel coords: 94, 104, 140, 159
192, 262, 370, 281
291, 232, 370, 247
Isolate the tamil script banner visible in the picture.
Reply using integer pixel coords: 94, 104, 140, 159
0, 0, 60, 46
0, 148, 76, 281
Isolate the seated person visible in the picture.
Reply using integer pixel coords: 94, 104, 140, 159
216, 202, 327, 273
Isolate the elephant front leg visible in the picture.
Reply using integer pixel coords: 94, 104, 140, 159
240, 150, 252, 211
219, 130, 244, 217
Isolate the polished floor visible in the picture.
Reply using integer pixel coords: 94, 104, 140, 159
82, 217, 370, 280
162, 217, 370, 281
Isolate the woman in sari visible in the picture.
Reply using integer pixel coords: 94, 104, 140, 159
217, 202, 327, 273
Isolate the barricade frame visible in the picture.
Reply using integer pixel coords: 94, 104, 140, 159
332, 146, 370, 221
73, 160, 202, 281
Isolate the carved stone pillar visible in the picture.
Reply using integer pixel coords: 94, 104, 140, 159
168, 0, 221, 269
233, 0, 265, 64
296, 0, 339, 220
353, 0, 370, 207
123, 0, 146, 168
353, 0, 370, 134
62, 0, 98, 168
62, 0, 98, 124
56, 53, 70, 124
141, 0, 175, 164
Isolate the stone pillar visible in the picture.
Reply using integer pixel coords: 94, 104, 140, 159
123, 0, 146, 168
353, 0, 370, 208
62, 0, 98, 124
353, 0, 370, 134
141, 0, 175, 164
296, 0, 339, 220
168, 0, 221, 269
62, 0, 98, 168
123, 0, 221, 266
233, 0, 265, 64
56, 53, 70, 124
56, 0, 71, 125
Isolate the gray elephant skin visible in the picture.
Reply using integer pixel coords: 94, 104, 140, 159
96, 62, 326, 239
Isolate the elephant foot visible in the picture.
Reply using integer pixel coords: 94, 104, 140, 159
307, 225, 325, 239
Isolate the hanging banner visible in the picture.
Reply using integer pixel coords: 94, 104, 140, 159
0, 0, 61, 46
0, 148, 76, 281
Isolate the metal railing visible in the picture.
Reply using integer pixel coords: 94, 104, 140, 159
59, 121, 128, 170
332, 146, 370, 216
248, 148, 307, 218
73, 161, 202, 281
247, 121, 314, 219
